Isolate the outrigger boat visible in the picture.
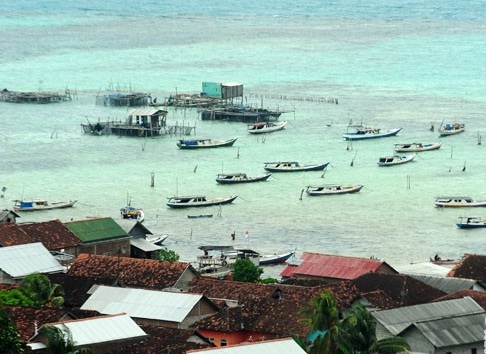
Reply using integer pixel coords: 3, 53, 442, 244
167, 195, 237, 208
263, 161, 329, 173
393, 142, 442, 152
247, 120, 287, 134
306, 184, 363, 196
456, 216, 486, 229
176, 138, 237, 149
13, 199, 77, 212
216, 172, 272, 184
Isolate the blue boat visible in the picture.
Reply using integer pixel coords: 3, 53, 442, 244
456, 216, 486, 229
177, 138, 237, 149
342, 124, 402, 141
263, 161, 329, 172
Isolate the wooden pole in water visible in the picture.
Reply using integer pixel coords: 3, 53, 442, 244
150, 172, 155, 187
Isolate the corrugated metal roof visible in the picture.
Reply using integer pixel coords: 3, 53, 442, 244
128, 108, 166, 116
411, 312, 484, 347
130, 237, 162, 252
408, 274, 477, 294
295, 253, 384, 279
187, 337, 306, 353
64, 217, 128, 243
0, 242, 65, 278
373, 296, 484, 335
81, 285, 202, 322
54, 313, 147, 346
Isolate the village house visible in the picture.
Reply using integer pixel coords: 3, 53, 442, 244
81, 285, 219, 328
189, 276, 362, 347
280, 252, 398, 283
448, 253, 486, 285
372, 296, 485, 353
186, 337, 308, 354
64, 217, 132, 257
117, 218, 164, 259
0, 242, 65, 284
0, 209, 19, 223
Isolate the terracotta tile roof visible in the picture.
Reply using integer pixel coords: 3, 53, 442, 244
359, 290, 400, 310
448, 253, 486, 283
281, 253, 395, 280
67, 253, 194, 289
189, 277, 361, 337
4, 306, 99, 341
0, 219, 79, 249
107, 326, 212, 354
350, 272, 446, 307
433, 289, 486, 310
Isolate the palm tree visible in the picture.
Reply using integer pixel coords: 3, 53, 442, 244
20, 273, 64, 307
40, 325, 93, 354
299, 290, 410, 354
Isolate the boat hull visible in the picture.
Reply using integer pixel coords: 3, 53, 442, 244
394, 143, 441, 152
167, 196, 237, 208
14, 200, 77, 212
216, 173, 271, 184
177, 138, 237, 149
377, 154, 415, 166
259, 252, 295, 265
306, 185, 363, 196
248, 121, 287, 134
343, 128, 402, 141
263, 162, 329, 173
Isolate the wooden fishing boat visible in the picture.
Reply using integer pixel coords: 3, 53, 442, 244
216, 172, 272, 184
188, 214, 214, 219
167, 195, 237, 208
13, 199, 77, 212
342, 124, 402, 141
456, 216, 486, 229
435, 196, 486, 208
393, 142, 442, 152
247, 120, 287, 134
176, 137, 237, 149
377, 154, 416, 166
438, 122, 465, 137
306, 184, 363, 196
263, 161, 329, 172
145, 234, 169, 245
120, 205, 144, 222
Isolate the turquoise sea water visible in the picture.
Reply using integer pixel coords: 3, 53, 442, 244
1, 1, 486, 277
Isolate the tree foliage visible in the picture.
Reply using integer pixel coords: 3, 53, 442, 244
231, 258, 263, 283
157, 248, 180, 262
299, 290, 410, 354
0, 289, 35, 307
40, 325, 93, 354
0, 307, 25, 354
20, 273, 64, 307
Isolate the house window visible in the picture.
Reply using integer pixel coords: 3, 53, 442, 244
471, 348, 477, 354
221, 339, 227, 346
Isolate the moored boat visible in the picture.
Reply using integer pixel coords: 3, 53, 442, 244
146, 234, 169, 245
393, 142, 442, 152
247, 120, 287, 134
263, 161, 329, 172
435, 196, 486, 208
377, 154, 416, 166
342, 124, 402, 141
176, 138, 237, 149
13, 199, 77, 212
306, 184, 364, 196
167, 195, 238, 208
120, 205, 144, 222
216, 172, 272, 184
438, 122, 465, 137
456, 216, 486, 229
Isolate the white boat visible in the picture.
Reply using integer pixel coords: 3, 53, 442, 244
306, 184, 364, 196
166, 195, 238, 208
393, 142, 442, 152
263, 161, 329, 172
435, 196, 486, 208
247, 120, 287, 134
456, 216, 486, 229
176, 138, 237, 149
377, 154, 416, 166
146, 234, 169, 245
13, 199, 77, 212
342, 124, 402, 141
438, 122, 465, 137
216, 172, 272, 184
